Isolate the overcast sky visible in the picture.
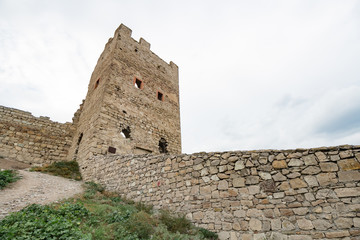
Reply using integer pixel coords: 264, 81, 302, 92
0, 0, 359, 153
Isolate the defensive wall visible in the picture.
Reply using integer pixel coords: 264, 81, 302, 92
81, 145, 360, 240
0, 105, 74, 165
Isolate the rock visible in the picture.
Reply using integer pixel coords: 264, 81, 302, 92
335, 187, 360, 197
272, 172, 287, 181
282, 220, 295, 230
325, 230, 350, 238
317, 173, 338, 186
234, 160, 245, 170
249, 218, 262, 231
218, 231, 230, 240
303, 154, 317, 165
288, 159, 304, 167
286, 172, 301, 178
218, 180, 229, 190
288, 235, 312, 240
313, 219, 332, 230
338, 158, 360, 170
272, 160, 287, 169
259, 172, 271, 180
234, 209, 246, 218
297, 218, 314, 230
276, 153, 286, 160
338, 170, 360, 182
302, 166, 321, 174
253, 233, 266, 240
233, 177, 245, 187
315, 151, 328, 162
293, 207, 308, 215
354, 218, 360, 228
319, 162, 338, 172
271, 219, 281, 230
289, 178, 307, 189
339, 150, 353, 159
260, 179, 276, 192
304, 175, 319, 187
334, 217, 353, 229
246, 176, 259, 185
269, 232, 287, 240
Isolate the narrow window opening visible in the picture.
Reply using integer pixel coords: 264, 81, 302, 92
123, 110, 127, 114
157, 91, 164, 101
121, 127, 131, 139
74, 133, 83, 157
108, 146, 116, 154
135, 48, 138, 52
159, 138, 168, 154
134, 78, 143, 89
94, 79, 100, 89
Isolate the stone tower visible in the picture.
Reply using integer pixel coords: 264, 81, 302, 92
68, 24, 181, 165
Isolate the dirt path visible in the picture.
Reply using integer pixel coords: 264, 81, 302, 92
0, 159, 84, 219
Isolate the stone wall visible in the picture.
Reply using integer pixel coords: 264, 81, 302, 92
81, 145, 360, 240
0, 105, 74, 165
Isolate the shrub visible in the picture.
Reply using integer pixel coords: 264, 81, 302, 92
159, 210, 192, 234
31, 161, 82, 180
126, 211, 156, 239
83, 181, 105, 199
0, 170, 20, 189
198, 227, 218, 239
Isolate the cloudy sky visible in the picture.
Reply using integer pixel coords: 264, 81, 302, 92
0, 0, 359, 153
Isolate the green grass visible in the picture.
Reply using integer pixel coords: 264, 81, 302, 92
0, 182, 218, 240
31, 161, 82, 180
0, 170, 20, 190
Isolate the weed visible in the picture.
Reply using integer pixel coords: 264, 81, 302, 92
31, 160, 82, 180
198, 227, 218, 240
83, 181, 105, 199
0, 170, 20, 189
126, 211, 156, 239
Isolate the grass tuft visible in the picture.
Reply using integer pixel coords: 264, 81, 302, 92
0, 170, 20, 190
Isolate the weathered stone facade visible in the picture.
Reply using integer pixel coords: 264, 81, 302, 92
0, 106, 74, 165
82, 145, 360, 240
67, 24, 181, 166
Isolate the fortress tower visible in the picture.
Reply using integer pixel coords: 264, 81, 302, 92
68, 24, 181, 165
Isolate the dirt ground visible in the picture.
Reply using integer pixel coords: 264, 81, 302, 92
0, 158, 84, 219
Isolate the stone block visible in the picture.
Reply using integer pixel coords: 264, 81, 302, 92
320, 162, 338, 172
218, 180, 229, 190
234, 160, 245, 170
271, 219, 281, 230
288, 158, 304, 166
218, 231, 230, 240
304, 175, 319, 187
317, 173, 338, 186
338, 158, 360, 170
272, 160, 287, 169
245, 176, 259, 185
335, 217, 353, 229
233, 178, 245, 187
325, 230, 350, 238
259, 171, 271, 180
272, 172, 287, 181
335, 187, 360, 197
303, 154, 317, 165
297, 218, 314, 230
313, 219, 332, 230
339, 170, 360, 182
302, 166, 321, 174
354, 218, 360, 228
289, 178, 307, 189
249, 218, 262, 231
315, 151, 328, 162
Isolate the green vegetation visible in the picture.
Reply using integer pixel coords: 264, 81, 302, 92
0, 182, 218, 240
0, 170, 20, 190
31, 160, 82, 180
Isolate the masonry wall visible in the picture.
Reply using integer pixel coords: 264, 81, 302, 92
81, 145, 360, 240
0, 105, 74, 165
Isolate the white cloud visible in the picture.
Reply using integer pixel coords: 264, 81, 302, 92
0, 0, 359, 152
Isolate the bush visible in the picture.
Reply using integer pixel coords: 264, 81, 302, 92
126, 211, 156, 239
159, 210, 192, 234
83, 181, 105, 199
0, 170, 20, 189
198, 227, 218, 239
31, 161, 82, 180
